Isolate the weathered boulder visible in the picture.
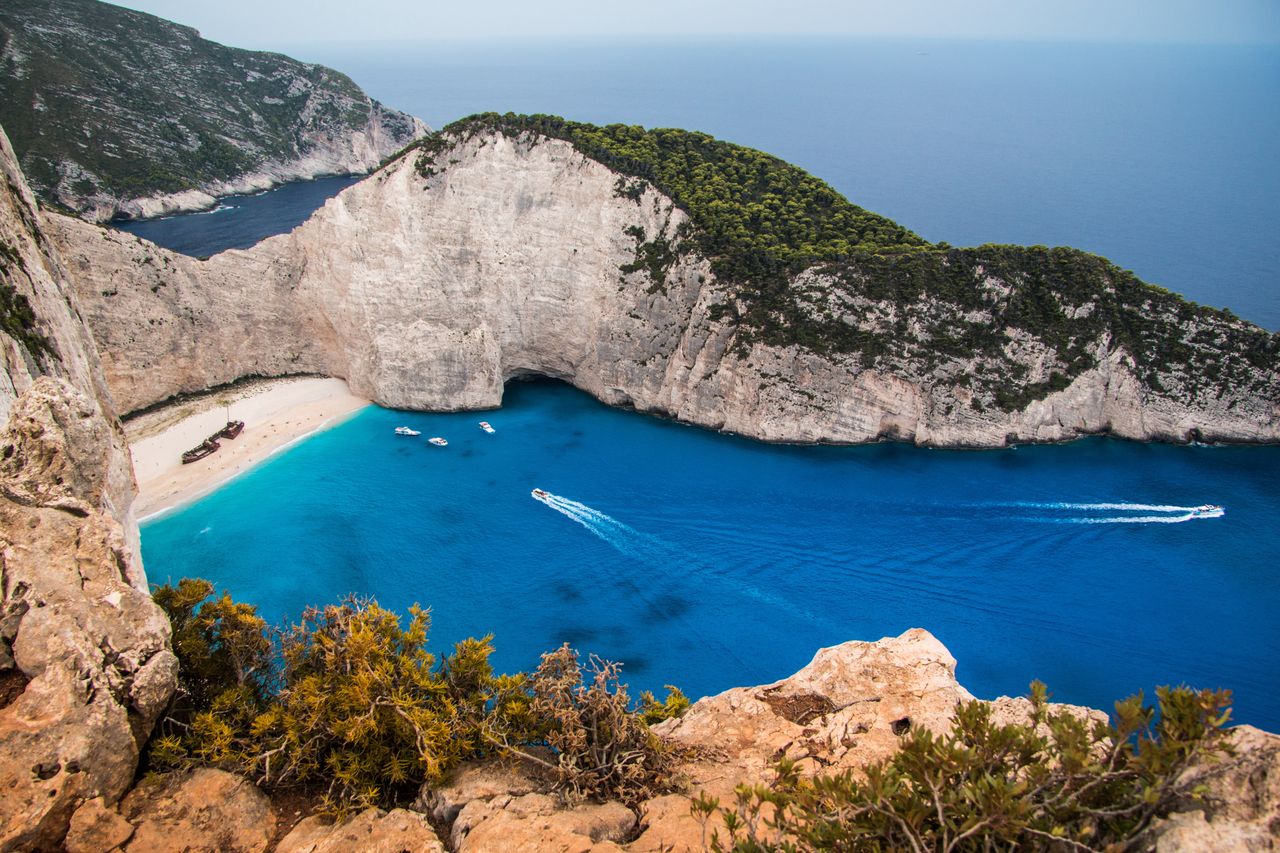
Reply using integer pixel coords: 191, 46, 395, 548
653, 627, 972, 798
275, 808, 445, 853
117, 769, 276, 853
64, 797, 135, 853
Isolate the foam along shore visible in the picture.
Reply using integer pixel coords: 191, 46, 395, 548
127, 377, 369, 521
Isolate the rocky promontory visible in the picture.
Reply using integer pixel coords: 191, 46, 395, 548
45, 117, 1280, 448
0, 0, 427, 222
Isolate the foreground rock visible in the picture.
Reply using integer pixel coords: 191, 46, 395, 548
0, 122, 175, 851
48, 124, 1280, 447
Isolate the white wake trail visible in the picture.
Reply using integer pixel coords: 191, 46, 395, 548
991, 501, 1198, 512
534, 491, 835, 628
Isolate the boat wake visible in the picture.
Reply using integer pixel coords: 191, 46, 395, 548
532, 490, 835, 628
983, 501, 1224, 524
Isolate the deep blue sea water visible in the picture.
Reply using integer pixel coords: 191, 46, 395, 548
142, 381, 1280, 730
113, 174, 362, 256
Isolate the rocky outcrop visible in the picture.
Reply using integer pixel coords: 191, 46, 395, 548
275, 808, 445, 853
46, 127, 1280, 447
0, 122, 176, 851
0, 0, 427, 222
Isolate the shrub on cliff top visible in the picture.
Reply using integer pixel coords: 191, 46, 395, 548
148, 581, 685, 817
693, 681, 1233, 852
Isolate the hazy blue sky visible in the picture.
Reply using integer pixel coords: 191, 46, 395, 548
111, 0, 1280, 48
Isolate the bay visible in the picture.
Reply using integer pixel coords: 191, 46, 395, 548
142, 381, 1280, 730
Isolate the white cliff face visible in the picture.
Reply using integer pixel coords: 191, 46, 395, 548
48, 130, 1280, 447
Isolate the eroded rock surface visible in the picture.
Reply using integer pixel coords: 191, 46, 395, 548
0, 122, 174, 852
118, 769, 276, 853
275, 808, 444, 853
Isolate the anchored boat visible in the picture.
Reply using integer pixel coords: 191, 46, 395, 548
394, 426, 421, 436
479, 421, 495, 434
429, 437, 448, 446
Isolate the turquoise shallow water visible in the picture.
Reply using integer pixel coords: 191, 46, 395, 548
142, 381, 1280, 730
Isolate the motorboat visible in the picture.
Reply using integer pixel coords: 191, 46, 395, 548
531, 488, 549, 499
219, 420, 245, 439
428, 437, 448, 446
479, 421, 495, 434
1191, 504, 1223, 517
394, 426, 421, 436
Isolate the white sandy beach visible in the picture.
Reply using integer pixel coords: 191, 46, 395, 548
127, 376, 369, 520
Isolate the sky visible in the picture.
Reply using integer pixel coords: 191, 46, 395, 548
110, 0, 1280, 48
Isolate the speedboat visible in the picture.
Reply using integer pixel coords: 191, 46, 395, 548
394, 426, 421, 436
428, 437, 448, 446
479, 421, 495, 434
531, 488, 549, 499
1191, 504, 1223, 517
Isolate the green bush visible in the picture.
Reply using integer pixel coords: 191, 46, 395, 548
693, 681, 1233, 852
149, 581, 685, 816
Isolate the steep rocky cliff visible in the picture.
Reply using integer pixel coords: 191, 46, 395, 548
0, 0, 427, 222
48, 121, 1280, 447
0, 123, 176, 851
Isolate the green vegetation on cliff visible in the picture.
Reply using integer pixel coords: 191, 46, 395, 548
700, 683, 1232, 852
0, 0, 421, 214
0, 239, 51, 360
418, 114, 1279, 416
419, 112, 925, 283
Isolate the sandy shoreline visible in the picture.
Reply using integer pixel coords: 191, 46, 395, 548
127, 377, 370, 521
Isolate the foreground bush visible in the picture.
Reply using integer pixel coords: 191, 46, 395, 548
490, 645, 685, 805
693, 682, 1232, 852
149, 580, 683, 816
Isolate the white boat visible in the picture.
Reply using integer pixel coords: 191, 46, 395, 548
428, 437, 448, 446
479, 421, 495, 434
1191, 504, 1223, 517
394, 426, 421, 436
531, 488, 548, 499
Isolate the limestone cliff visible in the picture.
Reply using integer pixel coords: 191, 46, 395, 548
0, 124, 176, 851
0, 0, 427, 222
48, 124, 1280, 447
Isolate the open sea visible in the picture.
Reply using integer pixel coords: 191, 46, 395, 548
131, 39, 1280, 727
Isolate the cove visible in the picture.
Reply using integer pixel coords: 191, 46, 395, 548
140, 380, 1280, 730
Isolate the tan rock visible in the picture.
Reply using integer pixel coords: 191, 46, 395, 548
274, 807, 444, 853
65, 796, 134, 853
654, 627, 971, 796
452, 792, 635, 853
118, 769, 275, 853
1149, 724, 1280, 851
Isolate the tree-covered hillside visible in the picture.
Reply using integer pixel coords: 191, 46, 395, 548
418, 114, 1279, 413
0, 0, 423, 216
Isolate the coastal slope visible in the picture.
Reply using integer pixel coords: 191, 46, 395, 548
47, 119, 1280, 448
0, 0, 427, 222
